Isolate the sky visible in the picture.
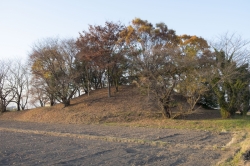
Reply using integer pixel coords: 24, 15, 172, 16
0, 0, 250, 61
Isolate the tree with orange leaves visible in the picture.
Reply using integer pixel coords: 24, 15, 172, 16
120, 18, 180, 118
77, 21, 126, 97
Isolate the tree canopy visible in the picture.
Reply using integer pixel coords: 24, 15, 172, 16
1, 18, 249, 119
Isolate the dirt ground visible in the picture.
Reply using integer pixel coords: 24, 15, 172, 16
0, 120, 236, 166
1, 86, 248, 165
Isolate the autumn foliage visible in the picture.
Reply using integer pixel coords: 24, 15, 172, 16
1, 18, 249, 119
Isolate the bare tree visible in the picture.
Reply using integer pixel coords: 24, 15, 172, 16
10, 60, 29, 110
212, 33, 250, 64
0, 61, 15, 113
178, 55, 213, 112
141, 47, 185, 118
29, 38, 79, 107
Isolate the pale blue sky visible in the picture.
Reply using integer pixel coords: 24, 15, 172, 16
0, 0, 249, 60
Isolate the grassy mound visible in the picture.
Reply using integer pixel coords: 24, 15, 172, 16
0, 85, 233, 128
0, 86, 164, 124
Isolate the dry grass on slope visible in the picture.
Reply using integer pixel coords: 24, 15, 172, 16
0, 86, 163, 124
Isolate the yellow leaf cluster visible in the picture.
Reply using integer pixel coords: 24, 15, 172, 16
32, 60, 42, 72
43, 71, 51, 79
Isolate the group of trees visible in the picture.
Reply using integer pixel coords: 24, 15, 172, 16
0, 60, 29, 112
1, 18, 250, 118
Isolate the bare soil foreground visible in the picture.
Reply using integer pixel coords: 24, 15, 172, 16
1, 86, 250, 165
0, 120, 239, 166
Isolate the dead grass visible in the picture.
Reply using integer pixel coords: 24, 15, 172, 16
0, 85, 247, 133
0, 86, 163, 124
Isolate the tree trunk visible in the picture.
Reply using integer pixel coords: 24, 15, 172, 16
0, 101, 7, 113
115, 85, 118, 92
107, 66, 111, 97
163, 105, 171, 118
114, 78, 119, 92
17, 98, 21, 111
87, 79, 90, 96
39, 100, 44, 107
63, 99, 70, 107
220, 107, 231, 118
50, 100, 55, 106
78, 89, 81, 97
159, 95, 173, 118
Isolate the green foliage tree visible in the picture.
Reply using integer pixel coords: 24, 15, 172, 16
210, 33, 250, 118
211, 51, 250, 118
